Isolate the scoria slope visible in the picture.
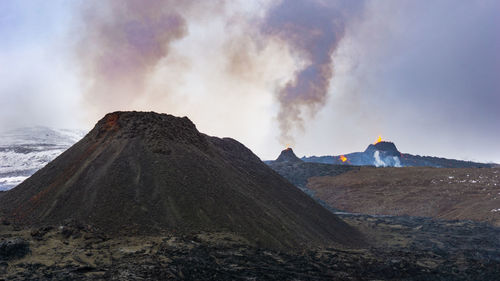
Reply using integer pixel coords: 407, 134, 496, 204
0, 111, 363, 249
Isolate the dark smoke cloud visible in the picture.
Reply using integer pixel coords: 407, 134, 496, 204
262, 0, 364, 145
75, 0, 364, 146
76, 0, 194, 116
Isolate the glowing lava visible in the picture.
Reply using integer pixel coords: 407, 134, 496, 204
340, 155, 347, 163
374, 135, 382, 145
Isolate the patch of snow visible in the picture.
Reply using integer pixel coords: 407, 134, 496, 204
0, 127, 86, 190
0, 148, 66, 174
0, 176, 28, 190
491, 209, 500, 213
0, 127, 86, 146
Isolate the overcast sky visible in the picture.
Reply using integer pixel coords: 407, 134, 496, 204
0, 0, 499, 163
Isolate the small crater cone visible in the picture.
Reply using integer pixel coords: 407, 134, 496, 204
365, 141, 400, 157
276, 148, 302, 163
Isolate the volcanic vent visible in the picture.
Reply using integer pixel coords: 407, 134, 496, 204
0, 112, 363, 249
275, 147, 302, 163
364, 141, 401, 157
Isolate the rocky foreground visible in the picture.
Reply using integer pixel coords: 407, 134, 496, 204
1, 214, 499, 280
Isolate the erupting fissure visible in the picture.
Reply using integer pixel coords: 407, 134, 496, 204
374, 136, 382, 145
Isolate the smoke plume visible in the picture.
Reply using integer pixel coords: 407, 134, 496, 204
75, 0, 364, 146
373, 151, 385, 167
262, 0, 363, 145
373, 151, 402, 167
76, 0, 196, 116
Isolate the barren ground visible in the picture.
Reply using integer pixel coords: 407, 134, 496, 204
308, 167, 500, 226
1, 217, 499, 280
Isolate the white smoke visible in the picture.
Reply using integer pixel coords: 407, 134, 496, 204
373, 151, 386, 167
393, 156, 401, 167
373, 151, 402, 167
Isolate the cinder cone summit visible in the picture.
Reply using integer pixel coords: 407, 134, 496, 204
276, 148, 302, 163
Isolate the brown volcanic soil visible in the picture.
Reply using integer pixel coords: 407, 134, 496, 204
267, 160, 357, 191
0, 111, 363, 250
308, 167, 500, 226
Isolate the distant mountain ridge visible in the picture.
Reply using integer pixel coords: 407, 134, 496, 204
0, 127, 86, 190
302, 141, 493, 168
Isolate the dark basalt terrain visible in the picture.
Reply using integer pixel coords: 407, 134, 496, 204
1, 215, 499, 280
0, 111, 363, 250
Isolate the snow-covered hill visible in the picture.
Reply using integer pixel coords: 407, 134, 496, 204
0, 127, 86, 190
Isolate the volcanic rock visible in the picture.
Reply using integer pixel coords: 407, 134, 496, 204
0, 111, 363, 249
364, 141, 400, 157
0, 238, 29, 261
275, 148, 302, 163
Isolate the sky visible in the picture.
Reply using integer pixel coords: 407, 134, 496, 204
0, 0, 499, 163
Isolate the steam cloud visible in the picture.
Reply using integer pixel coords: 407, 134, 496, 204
373, 151, 386, 167
262, 0, 363, 145
373, 151, 402, 167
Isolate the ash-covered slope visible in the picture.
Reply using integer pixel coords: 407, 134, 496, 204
0, 112, 363, 249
